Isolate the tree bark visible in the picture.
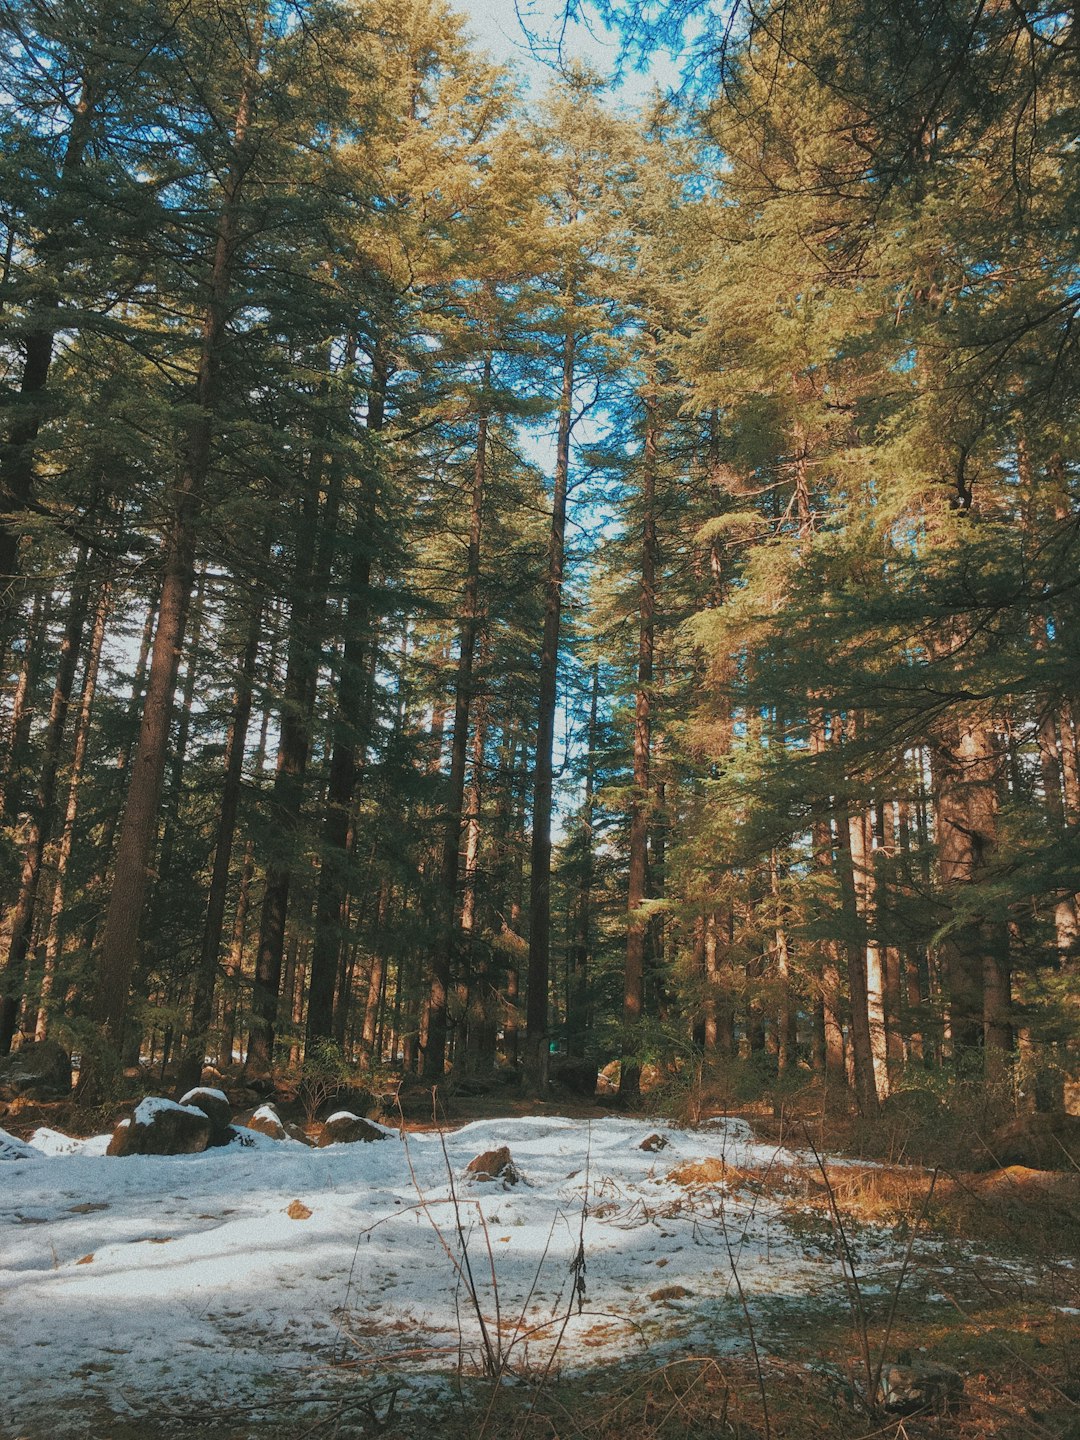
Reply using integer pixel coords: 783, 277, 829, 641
90, 29, 262, 1059
35, 571, 111, 1039
0, 545, 95, 1051
305, 344, 385, 1055
621, 387, 659, 1102
175, 587, 263, 1094
525, 326, 576, 1090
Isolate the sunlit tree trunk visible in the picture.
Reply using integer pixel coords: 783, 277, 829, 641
525, 326, 576, 1091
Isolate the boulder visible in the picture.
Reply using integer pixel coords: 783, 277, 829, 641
466, 1145, 520, 1184
990, 1112, 1080, 1171
236, 1103, 289, 1141
0, 1125, 42, 1161
316, 1111, 388, 1147
107, 1097, 211, 1157
550, 1057, 598, 1098
877, 1360, 964, 1415
0, 1039, 72, 1101
235, 1103, 314, 1146
178, 1087, 232, 1145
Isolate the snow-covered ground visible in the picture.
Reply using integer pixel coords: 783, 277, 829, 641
0, 1113, 921, 1434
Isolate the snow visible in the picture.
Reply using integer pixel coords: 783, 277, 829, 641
179, 1086, 229, 1106
133, 1096, 206, 1124
0, 1112, 1002, 1434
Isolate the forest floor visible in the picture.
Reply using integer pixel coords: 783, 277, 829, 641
2, 1098, 1078, 1440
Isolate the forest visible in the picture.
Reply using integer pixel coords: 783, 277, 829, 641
0, 0, 1078, 1125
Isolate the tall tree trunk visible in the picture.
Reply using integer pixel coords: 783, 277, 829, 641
90, 32, 262, 1060
770, 850, 798, 1073
0, 75, 96, 646
0, 589, 48, 823
305, 344, 385, 1055
833, 787, 880, 1115
567, 662, 599, 1059
621, 387, 659, 1103
932, 712, 1010, 1068
848, 804, 889, 1102
525, 326, 576, 1090
175, 587, 263, 1094
426, 364, 488, 1079
35, 571, 111, 1039
248, 350, 345, 1074
0, 545, 93, 1051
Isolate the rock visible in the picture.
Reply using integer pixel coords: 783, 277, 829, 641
0, 1039, 72, 1101
316, 1111, 388, 1147
639, 1132, 668, 1152
236, 1103, 315, 1145
990, 1112, 1080, 1171
236, 1103, 288, 1141
106, 1097, 211, 1157
0, 1126, 42, 1161
877, 1360, 964, 1414
178, 1087, 232, 1145
466, 1145, 520, 1184
549, 1057, 598, 1098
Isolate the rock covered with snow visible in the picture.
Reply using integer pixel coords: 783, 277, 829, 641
0, 1124, 42, 1160
179, 1087, 232, 1145
0, 1038, 72, 1100
316, 1111, 389, 1147
234, 1103, 314, 1146
235, 1102, 288, 1141
107, 1097, 212, 1157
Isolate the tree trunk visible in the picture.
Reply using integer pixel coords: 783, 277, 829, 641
567, 662, 599, 1059
0, 75, 96, 646
305, 344, 385, 1056
848, 805, 889, 1102
90, 33, 262, 1060
932, 713, 1010, 1067
175, 587, 263, 1094
525, 327, 576, 1090
0, 589, 48, 823
833, 793, 880, 1115
425, 360, 489, 1079
35, 571, 111, 1039
621, 385, 659, 1103
0, 545, 93, 1052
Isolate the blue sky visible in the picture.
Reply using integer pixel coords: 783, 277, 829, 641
455, 0, 683, 101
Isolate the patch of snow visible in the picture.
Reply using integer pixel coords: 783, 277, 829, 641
0, 1126, 41, 1161
133, 1096, 205, 1124
0, 1113, 1042, 1438
29, 1127, 84, 1156
179, 1087, 229, 1107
